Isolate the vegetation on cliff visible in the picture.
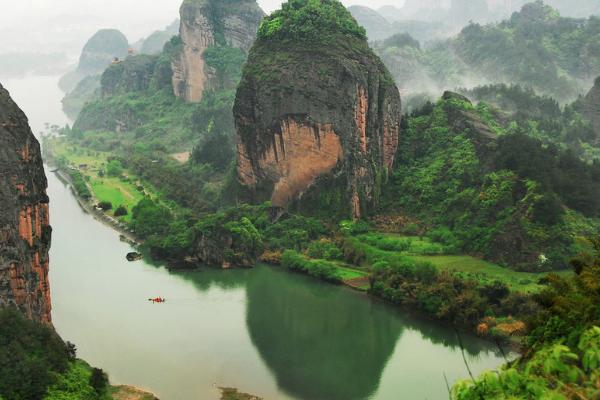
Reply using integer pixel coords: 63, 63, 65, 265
236, 0, 400, 217
0, 309, 111, 400
257, 0, 366, 41
381, 92, 600, 271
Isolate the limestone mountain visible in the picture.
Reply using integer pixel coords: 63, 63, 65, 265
235, 0, 401, 218
0, 84, 52, 323
172, 0, 264, 103
59, 29, 130, 94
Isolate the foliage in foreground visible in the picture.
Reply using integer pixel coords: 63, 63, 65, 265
453, 237, 600, 399
453, 326, 600, 400
0, 309, 109, 400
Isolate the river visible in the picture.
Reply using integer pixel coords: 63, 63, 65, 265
2, 75, 507, 400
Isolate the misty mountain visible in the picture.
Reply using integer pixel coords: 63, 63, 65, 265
375, 1, 600, 103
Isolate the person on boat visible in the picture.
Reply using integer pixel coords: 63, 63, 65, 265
148, 297, 165, 303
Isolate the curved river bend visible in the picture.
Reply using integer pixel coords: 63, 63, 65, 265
4, 75, 506, 400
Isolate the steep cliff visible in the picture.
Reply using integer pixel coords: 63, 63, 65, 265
234, 0, 401, 218
172, 0, 264, 103
0, 84, 52, 323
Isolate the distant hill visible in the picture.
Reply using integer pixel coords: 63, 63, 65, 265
59, 29, 129, 93
376, 2, 600, 102
347, 5, 394, 41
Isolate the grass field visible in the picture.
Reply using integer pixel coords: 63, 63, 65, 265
47, 139, 149, 222
334, 263, 369, 281
350, 233, 573, 292
412, 255, 572, 292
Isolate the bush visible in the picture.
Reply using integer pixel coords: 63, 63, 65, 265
281, 250, 342, 282
131, 198, 173, 238
89, 368, 108, 394
114, 206, 128, 217
339, 219, 370, 236
0, 309, 72, 399
98, 201, 112, 211
68, 170, 91, 200
106, 159, 123, 177
358, 233, 412, 252
264, 215, 327, 250
306, 239, 343, 260
426, 227, 461, 250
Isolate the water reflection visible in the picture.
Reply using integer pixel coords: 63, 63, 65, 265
245, 266, 401, 400
242, 266, 502, 400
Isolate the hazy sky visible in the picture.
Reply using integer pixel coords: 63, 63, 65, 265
0, 0, 401, 55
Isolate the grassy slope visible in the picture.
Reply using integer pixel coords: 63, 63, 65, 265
48, 139, 149, 222
412, 255, 572, 292
353, 232, 572, 292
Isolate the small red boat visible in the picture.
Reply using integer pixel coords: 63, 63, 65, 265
149, 297, 166, 303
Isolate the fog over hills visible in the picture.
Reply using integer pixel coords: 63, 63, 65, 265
0, 0, 394, 55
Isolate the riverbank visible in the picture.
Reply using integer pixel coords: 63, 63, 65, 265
110, 385, 158, 400
52, 167, 139, 246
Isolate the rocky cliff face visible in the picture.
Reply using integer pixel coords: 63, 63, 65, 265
0, 84, 52, 323
172, 0, 264, 103
584, 77, 600, 137
235, 3, 401, 218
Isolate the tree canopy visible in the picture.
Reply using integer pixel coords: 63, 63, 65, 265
257, 0, 367, 42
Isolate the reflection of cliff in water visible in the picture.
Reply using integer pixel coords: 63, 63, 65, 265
245, 266, 403, 400
244, 265, 503, 400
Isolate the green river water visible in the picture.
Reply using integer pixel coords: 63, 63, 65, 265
4, 75, 507, 400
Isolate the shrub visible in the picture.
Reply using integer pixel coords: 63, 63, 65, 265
131, 198, 173, 238
98, 201, 112, 211
114, 206, 128, 217
339, 219, 370, 236
264, 215, 327, 250
358, 233, 412, 252
68, 170, 91, 200
0, 309, 72, 399
106, 159, 123, 177
89, 368, 108, 394
281, 250, 342, 282
306, 239, 343, 260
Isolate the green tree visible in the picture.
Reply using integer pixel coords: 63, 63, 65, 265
0, 309, 71, 400
106, 160, 123, 177
131, 198, 173, 238
257, 0, 367, 42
